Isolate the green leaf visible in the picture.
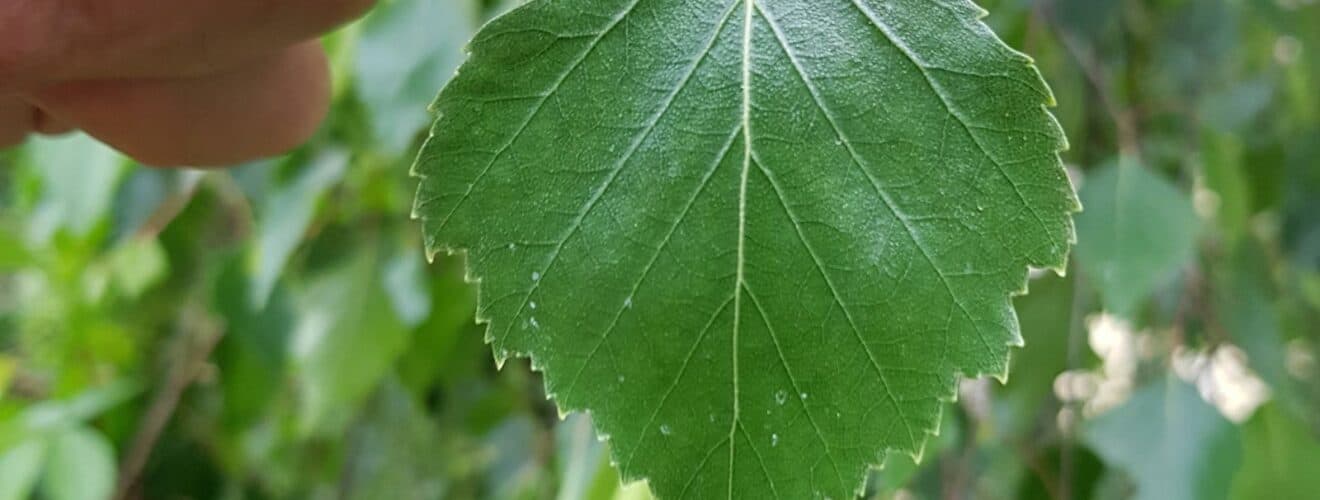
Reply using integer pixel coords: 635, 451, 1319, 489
107, 237, 169, 299
383, 243, 433, 327
1230, 403, 1320, 500
0, 382, 139, 451
38, 426, 117, 500
1074, 160, 1199, 317
482, 416, 546, 498
23, 134, 129, 246
248, 151, 348, 308
341, 381, 449, 500
0, 356, 16, 401
1084, 377, 1241, 500
413, 1, 1076, 497
395, 254, 478, 393
354, 0, 478, 155
1214, 242, 1293, 403
212, 257, 294, 429
291, 247, 409, 435
0, 440, 45, 500
868, 409, 960, 496
1201, 132, 1251, 243
0, 230, 30, 270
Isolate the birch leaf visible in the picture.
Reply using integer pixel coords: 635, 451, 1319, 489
414, 0, 1077, 496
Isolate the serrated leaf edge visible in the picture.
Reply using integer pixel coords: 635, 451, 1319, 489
409, 0, 1081, 497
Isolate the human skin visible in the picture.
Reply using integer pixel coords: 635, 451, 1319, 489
0, 0, 377, 166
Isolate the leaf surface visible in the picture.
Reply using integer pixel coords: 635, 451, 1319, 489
1074, 160, 1199, 317
291, 248, 409, 435
414, 0, 1076, 496
38, 426, 117, 500
355, 0, 478, 155
1084, 377, 1241, 500
1230, 403, 1320, 500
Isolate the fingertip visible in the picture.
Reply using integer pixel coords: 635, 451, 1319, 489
314, 0, 380, 31
0, 96, 35, 149
33, 43, 332, 167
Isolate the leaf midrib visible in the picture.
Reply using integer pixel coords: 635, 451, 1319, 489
728, 0, 755, 497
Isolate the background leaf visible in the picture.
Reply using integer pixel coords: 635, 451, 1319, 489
1084, 377, 1242, 500
1230, 403, 1320, 499
291, 245, 409, 434
38, 426, 117, 500
0, 440, 45, 500
1074, 160, 1200, 317
354, 0, 479, 155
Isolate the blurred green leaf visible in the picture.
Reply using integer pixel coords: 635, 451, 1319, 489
291, 246, 408, 435
1084, 377, 1241, 500
22, 134, 129, 245
109, 169, 203, 241
212, 257, 294, 429
0, 381, 138, 451
555, 414, 603, 500
1282, 136, 1320, 271
0, 230, 30, 270
1230, 403, 1320, 499
248, 151, 348, 308
354, 0, 478, 155
0, 356, 15, 401
396, 255, 476, 393
107, 237, 169, 299
342, 381, 448, 500
38, 426, 116, 500
1215, 243, 1292, 405
383, 243, 432, 328
482, 416, 544, 499
1200, 79, 1275, 134
1201, 132, 1251, 243
1075, 160, 1200, 317
0, 439, 45, 500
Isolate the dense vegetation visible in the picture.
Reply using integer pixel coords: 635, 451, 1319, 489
2, 0, 1319, 498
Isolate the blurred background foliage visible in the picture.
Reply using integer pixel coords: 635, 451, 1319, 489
1, 0, 1319, 498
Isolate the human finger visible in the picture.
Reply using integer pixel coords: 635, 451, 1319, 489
29, 42, 331, 167
1, 0, 375, 87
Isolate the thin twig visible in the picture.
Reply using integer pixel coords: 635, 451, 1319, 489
1059, 266, 1091, 500
1035, 0, 1142, 158
113, 306, 224, 500
132, 172, 204, 241
1015, 438, 1062, 500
